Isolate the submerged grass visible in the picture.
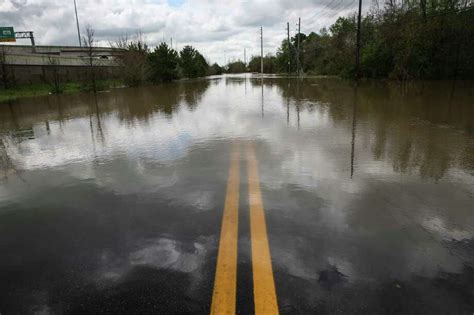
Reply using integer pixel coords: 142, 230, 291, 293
0, 79, 123, 103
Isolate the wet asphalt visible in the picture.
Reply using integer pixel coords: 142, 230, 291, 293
0, 75, 473, 314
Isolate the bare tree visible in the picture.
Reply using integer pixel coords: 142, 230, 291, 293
111, 31, 149, 86
82, 25, 97, 92
0, 46, 12, 89
42, 53, 63, 94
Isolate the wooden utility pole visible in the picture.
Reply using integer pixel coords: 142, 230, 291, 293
260, 26, 264, 75
287, 22, 291, 74
297, 17, 301, 76
244, 48, 246, 66
355, 0, 362, 80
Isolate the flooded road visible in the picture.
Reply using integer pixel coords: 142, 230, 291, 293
0, 75, 473, 314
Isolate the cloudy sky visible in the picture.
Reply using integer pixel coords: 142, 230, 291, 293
0, 0, 369, 64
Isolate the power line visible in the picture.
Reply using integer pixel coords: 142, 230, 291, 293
316, 0, 345, 21
332, 0, 358, 16
314, 0, 365, 28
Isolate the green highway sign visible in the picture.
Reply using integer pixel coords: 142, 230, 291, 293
0, 27, 16, 42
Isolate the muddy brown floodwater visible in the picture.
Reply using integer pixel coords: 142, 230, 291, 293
0, 75, 473, 314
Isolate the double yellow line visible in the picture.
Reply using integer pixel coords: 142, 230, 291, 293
211, 142, 279, 315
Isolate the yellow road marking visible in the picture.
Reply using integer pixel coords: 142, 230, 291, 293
246, 143, 279, 315
211, 143, 240, 315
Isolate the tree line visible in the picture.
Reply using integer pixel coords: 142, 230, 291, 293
1, 27, 223, 93
227, 0, 473, 80
113, 33, 223, 87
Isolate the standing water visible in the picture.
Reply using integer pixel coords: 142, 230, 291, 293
0, 75, 473, 313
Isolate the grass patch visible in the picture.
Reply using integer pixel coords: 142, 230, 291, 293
0, 79, 124, 103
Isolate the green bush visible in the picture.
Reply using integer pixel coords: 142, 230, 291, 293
270, 1, 474, 80
148, 43, 179, 82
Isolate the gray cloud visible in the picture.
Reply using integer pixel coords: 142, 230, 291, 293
1, 0, 366, 64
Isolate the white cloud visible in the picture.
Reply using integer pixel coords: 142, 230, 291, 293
1, 0, 365, 64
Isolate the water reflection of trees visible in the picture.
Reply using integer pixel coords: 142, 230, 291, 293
107, 79, 210, 121
265, 78, 474, 180
0, 80, 211, 172
0, 79, 211, 128
225, 76, 246, 86
0, 137, 13, 178
357, 82, 473, 180
0, 136, 25, 181
0, 95, 91, 131
182, 79, 210, 111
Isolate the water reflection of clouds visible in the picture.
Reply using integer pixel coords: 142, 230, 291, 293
96, 236, 214, 294
2, 78, 472, 185
0, 77, 473, 312
257, 126, 472, 289
130, 237, 207, 272
422, 216, 473, 242
2, 78, 473, 245
1, 79, 472, 220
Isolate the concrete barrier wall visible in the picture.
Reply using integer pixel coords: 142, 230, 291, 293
4, 53, 117, 66
1, 64, 120, 86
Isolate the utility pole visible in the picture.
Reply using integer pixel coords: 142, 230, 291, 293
74, 0, 82, 47
244, 48, 246, 66
355, 0, 362, 80
260, 26, 264, 75
351, 86, 358, 178
287, 22, 291, 74
297, 17, 301, 76
170, 37, 173, 50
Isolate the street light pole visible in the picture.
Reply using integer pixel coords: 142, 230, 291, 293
74, 0, 82, 47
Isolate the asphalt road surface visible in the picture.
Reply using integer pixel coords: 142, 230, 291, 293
0, 76, 473, 314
